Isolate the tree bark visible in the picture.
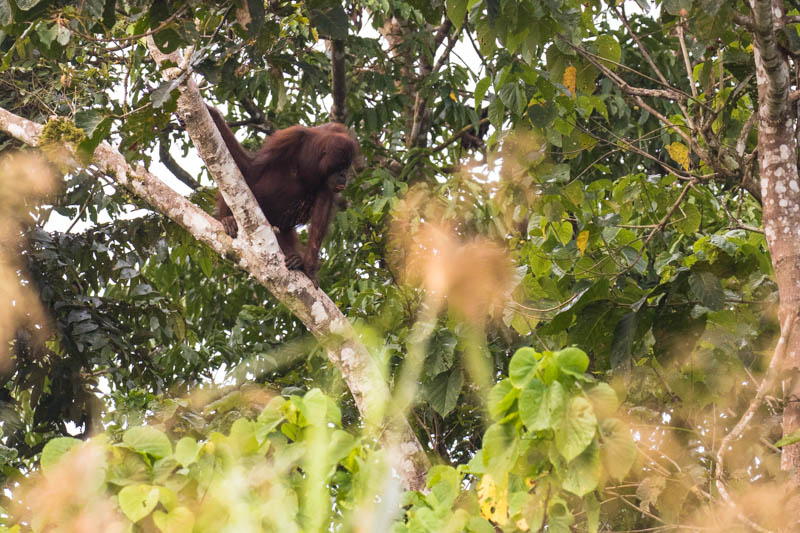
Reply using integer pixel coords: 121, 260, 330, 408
750, 0, 800, 484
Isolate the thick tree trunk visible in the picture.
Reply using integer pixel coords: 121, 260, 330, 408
751, 0, 800, 485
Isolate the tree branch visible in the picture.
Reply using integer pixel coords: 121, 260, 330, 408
145, 40, 430, 490
750, 0, 790, 123
159, 137, 201, 190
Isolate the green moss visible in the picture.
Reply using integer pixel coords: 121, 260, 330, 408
38, 117, 89, 167
39, 117, 86, 146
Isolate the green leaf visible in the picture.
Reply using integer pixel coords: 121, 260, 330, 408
153, 506, 195, 533
152, 26, 180, 53
528, 100, 557, 129
776, 428, 800, 448
309, 6, 348, 40
151, 80, 179, 109
482, 423, 518, 476
555, 397, 597, 462
174, 437, 200, 468
428, 369, 463, 417
487, 97, 505, 127
16, 0, 41, 9
610, 311, 637, 368
599, 418, 637, 480
36, 23, 55, 48
498, 82, 525, 115
595, 35, 621, 71
586, 383, 619, 419
41, 437, 81, 474
123, 426, 172, 458
54, 24, 71, 46
446, 0, 468, 29
674, 203, 701, 235
427, 465, 460, 509
257, 396, 287, 436
488, 378, 518, 420
0, 0, 12, 25
554, 347, 589, 377
509, 347, 539, 388
689, 271, 725, 310
664, 0, 692, 16
519, 380, 565, 431
474, 76, 492, 112
118, 484, 160, 523
328, 429, 356, 464
561, 443, 601, 497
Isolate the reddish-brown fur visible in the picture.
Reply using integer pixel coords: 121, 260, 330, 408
207, 106, 358, 284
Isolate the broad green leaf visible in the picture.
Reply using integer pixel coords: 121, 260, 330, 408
174, 437, 200, 468
16, 0, 41, 9
474, 76, 491, 112
308, 6, 348, 40
123, 426, 172, 458
482, 423, 519, 476
498, 82, 525, 115
584, 493, 601, 533
610, 311, 637, 368
487, 97, 505, 127
257, 396, 287, 436
674, 203, 701, 235
446, 0, 468, 29
41, 437, 81, 474
528, 101, 557, 128
427, 465, 460, 509
555, 347, 589, 377
599, 418, 637, 480
519, 380, 565, 431
0, 0, 11, 25
153, 506, 195, 533
428, 369, 463, 417
555, 397, 597, 462
688, 271, 725, 310
561, 443, 601, 497
509, 347, 539, 388
118, 484, 160, 523
586, 383, 619, 419
664, 0, 692, 16
488, 378, 518, 420
36, 23, 55, 48
328, 430, 356, 464
595, 35, 621, 71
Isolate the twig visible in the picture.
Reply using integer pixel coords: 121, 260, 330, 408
430, 117, 489, 154
676, 19, 698, 100
159, 138, 201, 190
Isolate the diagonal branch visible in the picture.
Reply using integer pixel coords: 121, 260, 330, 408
145, 41, 430, 490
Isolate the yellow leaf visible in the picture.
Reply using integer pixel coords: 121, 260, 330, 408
665, 142, 690, 170
478, 474, 508, 525
577, 230, 589, 255
449, 91, 457, 101
563, 65, 577, 98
